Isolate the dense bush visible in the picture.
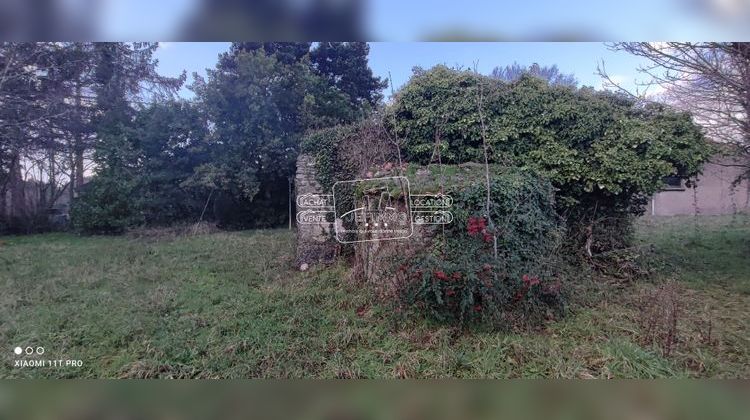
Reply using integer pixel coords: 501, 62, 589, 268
403, 168, 566, 325
300, 117, 400, 190
70, 176, 143, 234
387, 66, 713, 253
71, 101, 209, 234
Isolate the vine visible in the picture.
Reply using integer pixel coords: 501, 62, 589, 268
401, 169, 566, 325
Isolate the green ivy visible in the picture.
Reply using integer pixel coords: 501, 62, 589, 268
300, 125, 359, 191
387, 66, 713, 252
403, 168, 566, 325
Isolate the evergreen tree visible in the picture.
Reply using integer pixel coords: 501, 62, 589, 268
71, 43, 183, 233
310, 42, 388, 109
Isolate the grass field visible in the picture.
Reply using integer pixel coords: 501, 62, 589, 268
1, 215, 748, 378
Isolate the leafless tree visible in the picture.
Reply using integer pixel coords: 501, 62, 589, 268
473, 62, 498, 262
599, 42, 750, 182
492, 62, 577, 87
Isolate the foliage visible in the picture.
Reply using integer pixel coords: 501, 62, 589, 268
387, 66, 501, 164
71, 43, 184, 233
300, 125, 360, 190
7, 42, 385, 234
608, 42, 750, 184
310, 42, 388, 110
133, 101, 211, 225
0, 43, 90, 233
188, 50, 304, 228
72, 101, 212, 233
388, 66, 713, 253
404, 169, 566, 325
70, 173, 143, 234
185, 43, 385, 229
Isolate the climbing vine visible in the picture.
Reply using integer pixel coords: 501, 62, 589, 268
401, 168, 566, 325
300, 125, 359, 191
387, 66, 714, 254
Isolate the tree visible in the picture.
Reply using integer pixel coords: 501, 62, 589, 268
189, 43, 385, 229
227, 42, 312, 65
1, 42, 185, 233
133, 101, 210, 225
71, 43, 184, 233
0, 43, 45, 229
189, 48, 319, 228
601, 42, 750, 182
491, 62, 577, 87
310, 42, 388, 110
230, 42, 388, 118
57, 43, 99, 204
0, 42, 74, 232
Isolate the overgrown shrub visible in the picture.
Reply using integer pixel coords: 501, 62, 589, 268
388, 66, 713, 255
300, 124, 360, 191
70, 176, 143, 234
300, 117, 398, 190
638, 281, 681, 357
402, 168, 566, 325
300, 118, 400, 248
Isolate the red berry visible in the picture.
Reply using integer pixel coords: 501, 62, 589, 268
434, 270, 448, 280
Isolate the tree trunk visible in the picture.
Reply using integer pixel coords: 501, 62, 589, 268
0, 183, 6, 226
47, 150, 56, 209
74, 148, 84, 195
68, 149, 75, 205
74, 82, 85, 197
8, 152, 25, 221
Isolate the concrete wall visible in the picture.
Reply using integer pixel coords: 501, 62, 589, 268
649, 159, 749, 216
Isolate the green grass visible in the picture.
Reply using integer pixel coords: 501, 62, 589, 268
637, 214, 750, 293
1, 215, 748, 378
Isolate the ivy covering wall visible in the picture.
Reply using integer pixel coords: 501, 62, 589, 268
385, 66, 713, 252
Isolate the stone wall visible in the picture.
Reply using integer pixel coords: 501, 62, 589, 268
295, 154, 337, 268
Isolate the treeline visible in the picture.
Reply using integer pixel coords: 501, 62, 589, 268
0, 42, 386, 233
1, 43, 712, 240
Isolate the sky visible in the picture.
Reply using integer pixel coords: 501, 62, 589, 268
154, 42, 652, 100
